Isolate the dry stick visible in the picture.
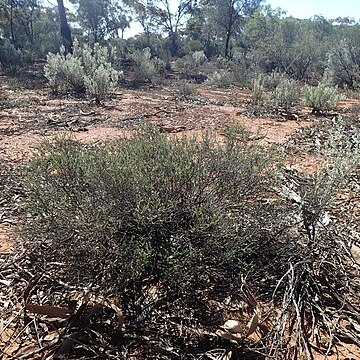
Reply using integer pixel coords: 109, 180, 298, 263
119, 109, 172, 122
0, 314, 19, 338
16, 338, 60, 359
3, 318, 34, 354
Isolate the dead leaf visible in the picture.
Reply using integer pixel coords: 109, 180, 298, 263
25, 303, 73, 318
216, 329, 242, 342
222, 319, 244, 334
244, 312, 259, 338
43, 332, 59, 342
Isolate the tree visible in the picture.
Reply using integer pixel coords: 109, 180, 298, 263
126, 0, 194, 56
0, 0, 41, 46
71, 0, 131, 43
57, 0, 73, 53
202, 0, 263, 59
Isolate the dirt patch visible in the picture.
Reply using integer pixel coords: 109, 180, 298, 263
0, 226, 13, 254
288, 153, 325, 175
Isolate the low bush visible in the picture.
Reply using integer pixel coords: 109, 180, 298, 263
262, 72, 289, 91
270, 78, 299, 110
20, 125, 360, 358
176, 50, 207, 73
251, 74, 265, 104
176, 79, 198, 100
302, 83, 342, 113
44, 39, 119, 103
129, 47, 165, 84
22, 126, 276, 302
0, 39, 24, 74
206, 70, 233, 88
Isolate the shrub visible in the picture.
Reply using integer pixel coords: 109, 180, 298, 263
302, 83, 342, 113
176, 79, 197, 100
19, 125, 360, 358
129, 47, 165, 84
206, 71, 233, 88
251, 74, 265, 104
323, 39, 360, 90
270, 78, 299, 110
22, 126, 276, 301
262, 72, 289, 91
44, 39, 119, 103
176, 50, 207, 74
0, 39, 24, 74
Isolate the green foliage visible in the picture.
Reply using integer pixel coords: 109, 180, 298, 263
22, 126, 276, 300
129, 47, 165, 84
0, 39, 24, 73
0, 2, 61, 64
75, 0, 131, 43
251, 73, 265, 104
269, 77, 299, 109
176, 79, 197, 100
243, 8, 331, 81
302, 83, 342, 113
44, 39, 119, 103
176, 50, 207, 73
323, 31, 360, 89
206, 70, 233, 88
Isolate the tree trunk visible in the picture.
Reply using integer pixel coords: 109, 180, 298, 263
224, 30, 232, 59
57, 0, 73, 53
9, 0, 16, 45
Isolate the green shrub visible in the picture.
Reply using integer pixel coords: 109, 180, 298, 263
270, 78, 299, 110
176, 79, 197, 100
129, 48, 165, 84
44, 39, 119, 103
22, 126, 276, 301
302, 83, 342, 113
176, 50, 207, 73
206, 71, 233, 88
323, 39, 360, 90
263, 72, 289, 91
0, 39, 24, 74
251, 74, 265, 104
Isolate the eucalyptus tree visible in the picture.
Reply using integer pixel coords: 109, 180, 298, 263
201, 0, 263, 59
70, 0, 131, 43
57, 0, 72, 53
125, 0, 195, 56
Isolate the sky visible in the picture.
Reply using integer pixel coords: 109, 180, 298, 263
265, 0, 360, 20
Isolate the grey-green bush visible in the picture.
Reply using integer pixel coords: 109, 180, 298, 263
302, 83, 342, 113
206, 71, 233, 88
251, 74, 265, 104
0, 39, 24, 74
44, 39, 119, 103
129, 48, 165, 84
323, 39, 360, 90
270, 78, 299, 110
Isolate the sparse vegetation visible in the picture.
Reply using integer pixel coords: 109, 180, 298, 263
44, 40, 119, 103
302, 83, 342, 113
1, 1, 360, 359
251, 74, 265, 104
269, 77, 299, 110
206, 70, 233, 88
128, 47, 165, 85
